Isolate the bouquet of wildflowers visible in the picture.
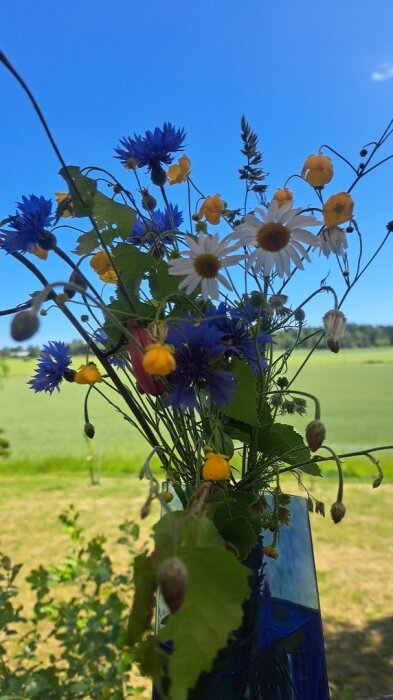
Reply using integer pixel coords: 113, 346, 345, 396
1, 53, 393, 699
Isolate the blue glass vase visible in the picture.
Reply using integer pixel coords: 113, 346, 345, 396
153, 494, 330, 700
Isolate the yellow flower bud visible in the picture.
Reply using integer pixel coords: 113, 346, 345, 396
167, 154, 191, 185
263, 546, 279, 559
31, 245, 48, 260
198, 194, 225, 225
142, 344, 176, 376
74, 363, 103, 385
301, 152, 333, 187
90, 250, 117, 284
161, 491, 174, 503
202, 452, 231, 481
323, 192, 354, 227
273, 188, 293, 207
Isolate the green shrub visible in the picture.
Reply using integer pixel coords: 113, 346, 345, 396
0, 507, 147, 699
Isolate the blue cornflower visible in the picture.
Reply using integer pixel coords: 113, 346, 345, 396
114, 123, 186, 186
166, 320, 236, 411
130, 205, 183, 249
0, 195, 54, 254
204, 302, 272, 371
93, 329, 126, 369
28, 341, 72, 394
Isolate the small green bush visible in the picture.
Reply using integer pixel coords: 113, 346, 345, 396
0, 507, 147, 699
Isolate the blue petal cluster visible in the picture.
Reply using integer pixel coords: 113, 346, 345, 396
130, 205, 183, 247
1, 195, 53, 254
114, 123, 185, 170
28, 341, 71, 394
204, 302, 272, 371
166, 320, 236, 411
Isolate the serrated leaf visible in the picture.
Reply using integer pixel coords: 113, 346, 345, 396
74, 230, 99, 255
113, 242, 157, 296
59, 166, 97, 217
157, 543, 250, 700
257, 423, 311, 467
298, 461, 322, 477
221, 358, 258, 427
219, 516, 258, 559
126, 553, 155, 646
149, 260, 180, 301
93, 191, 136, 242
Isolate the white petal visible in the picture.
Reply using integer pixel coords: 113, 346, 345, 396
290, 239, 310, 262
275, 252, 285, 277
292, 228, 319, 245
286, 244, 303, 271
245, 248, 260, 270
221, 253, 245, 267
261, 252, 275, 276
216, 273, 233, 291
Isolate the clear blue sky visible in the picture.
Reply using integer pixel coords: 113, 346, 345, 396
1, 0, 393, 346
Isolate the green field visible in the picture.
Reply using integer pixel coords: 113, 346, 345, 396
1, 348, 393, 479
1, 351, 393, 698
0, 476, 392, 700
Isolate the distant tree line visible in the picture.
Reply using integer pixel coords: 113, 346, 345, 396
275, 324, 393, 349
1, 326, 393, 358
0, 339, 88, 358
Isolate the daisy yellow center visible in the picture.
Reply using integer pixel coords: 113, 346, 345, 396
193, 253, 221, 278
256, 223, 291, 252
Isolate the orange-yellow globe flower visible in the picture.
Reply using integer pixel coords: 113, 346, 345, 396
31, 245, 48, 260
74, 363, 103, 385
198, 194, 225, 225
142, 344, 176, 376
55, 192, 74, 218
323, 192, 354, 228
90, 250, 117, 284
301, 153, 333, 187
202, 452, 231, 481
273, 188, 293, 208
167, 154, 191, 185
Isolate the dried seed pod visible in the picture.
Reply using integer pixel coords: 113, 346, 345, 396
11, 310, 40, 341
305, 419, 326, 452
330, 501, 346, 524
84, 422, 95, 439
158, 557, 189, 614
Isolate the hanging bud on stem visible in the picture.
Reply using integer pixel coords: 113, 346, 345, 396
158, 557, 189, 614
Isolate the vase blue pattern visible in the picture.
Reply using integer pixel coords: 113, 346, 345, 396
153, 495, 330, 699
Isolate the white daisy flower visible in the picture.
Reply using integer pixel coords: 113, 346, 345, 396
168, 231, 244, 300
232, 200, 322, 277
319, 226, 348, 258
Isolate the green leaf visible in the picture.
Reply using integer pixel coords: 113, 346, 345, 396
225, 418, 252, 444
221, 359, 258, 427
113, 243, 156, 296
297, 461, 322, 477
93, 191, 136, 242
126, 553, 155, 647
257, 423, 312, 467
136, 635, 166, 682
59, 166, 97, 217
149, 260, 180, 301
219, 516, 258, 559
74, 230, 99, 255
158, 545, 250, 700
